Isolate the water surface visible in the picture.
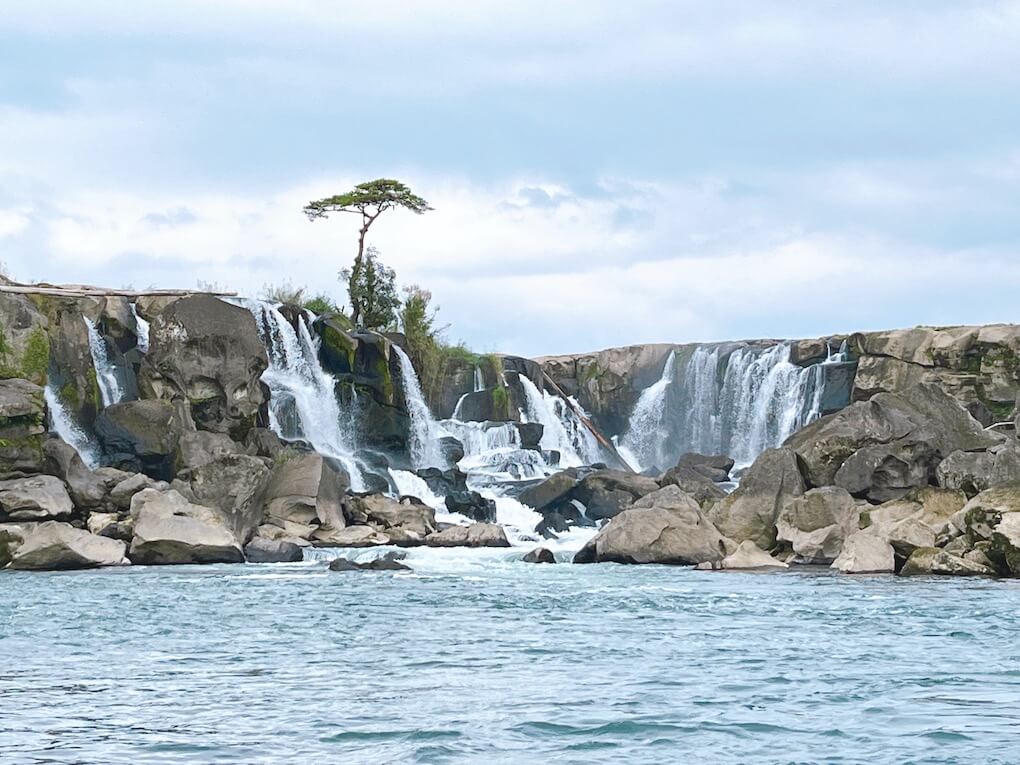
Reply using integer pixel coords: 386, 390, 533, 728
2, 549, 1018, 764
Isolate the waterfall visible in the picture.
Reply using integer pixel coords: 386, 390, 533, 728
516, 375, 605, 467
618, 351, 677, 472
242, 300, 366, 491
393, 345, 449, 469
84, 316, 124, 407
130, 304, 150, 354
451, 365, 485, 420
622, 342, 846, 472
44, 385, 101, 469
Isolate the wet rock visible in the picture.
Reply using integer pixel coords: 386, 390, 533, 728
776, 487, 860, 564
345, 494, 437, 538
95, 399, 185, 481
437, 436, 465, 465
0, 475, 74, 521
42, 438, 109, 510
708, 447, 806, 549
426, 522, 510, 548
3, 521, 129, 570
831, 532, 895, 574
415, 467, 468, 496
518, 468, 582, 513
444, 491, 497, 523
138, 295, 269, 440
522, 546, 556, 564
574, 485, 728, 566
328, 556, 411, 572
571, 469, 661, 521
900, 547, 996, 577
514, 422, 545, 452
243, 536, 304, 563
128, 488, 244, 565
696, 540, 788, 571
313, 525, 390, 547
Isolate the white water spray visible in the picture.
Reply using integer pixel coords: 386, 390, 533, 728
84, 316, 124, 408
44, 385, 101, 469
393, 345, 449, 469
130, 304, 150, 354
619, 350, 677, 472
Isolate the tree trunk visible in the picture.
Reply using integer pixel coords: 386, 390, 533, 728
350, 221, 369, 325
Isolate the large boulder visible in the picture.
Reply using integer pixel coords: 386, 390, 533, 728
0, 291, 50, 385
128, 488, 244, 565
831, 532, 895, 574
243, 536, 304, 563
522, 546, 556, 564
707, 447, 806, 549
571, 469, 661, 521
426, 522, 510, 548
574, 485, 728, 565
257, 452, 348, 541
444, 491, 497, 523
95, 399, 186, 480
937, 444, 1020, 497
344, 493, 437, 544
518, 468, 583, 513
3, 521, 129, 570
669, 453, 734, 483
42, 437, 110, 511
313, 525, 390, 547
138, 295, 268, 440
787, 384, 1001, 502
775, 487, 860, 564
0, 378, 46, 477
657, 465, 727, 506
175, 431, 246, 472
900, 547, 996, 577
174, 454, 271, 544
0, 475, 74, 521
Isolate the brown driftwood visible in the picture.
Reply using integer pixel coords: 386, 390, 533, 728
540, 370, 634, 472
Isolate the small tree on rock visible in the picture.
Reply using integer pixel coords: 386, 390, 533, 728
340, 246, 400, 330
304, 178, 431, 325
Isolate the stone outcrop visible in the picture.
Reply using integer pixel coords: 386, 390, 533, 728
139, 295, 268, 440
0, 378, 46, 478
786, 384, 1000, 502
522, 546, 555, 563
775, 487, 860, 564
173, 454, 271, 544
899, 547, 996, 577
2, 521, 129, 570
257, 452, 348, 542
95, 399, 186, 480
707, 447, 805, 549
831, 532, 895, 574
243, 536, 304, 563
426, 522, 510, 548
574, 485, 728, 565
696, 540, 788, 571
0, 475, 74, 521
128, 488, 244, 564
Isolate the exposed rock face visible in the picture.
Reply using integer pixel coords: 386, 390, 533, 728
850, 325, 1020, 420
174, 454, 271, 544
95, 399, 186, 480
314, 525, 389, 547
658, 465, 727, 505
243, 536, 304, 563
937, 444, 1020, 497
345, 494, 437, 545
175, 431, 246, 472
426, 522, 510, 548
900, 547, 996, 577
574, 485, 728, 565
3, 521, 129, 570
139, 295, 268, 440
128, 488, 244, 565
786, 384, 1001, 502
670, 453, 734, 483
707, 448, 806, 549
0, 378, 46, 478
831, 532, 895, 574
0, 475, 74, 521
42, 438, 108, 510
696, 540, 788, 571
256, 453, 348, 541
571, 470, 660, 521
775, 487, 860, 564
518, 469, 584, 513
0, 292, 50, 385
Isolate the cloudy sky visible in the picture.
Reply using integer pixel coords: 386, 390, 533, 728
1, 1, 1019, 356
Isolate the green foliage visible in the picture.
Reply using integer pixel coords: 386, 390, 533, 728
491, 384, 509, 416
260, 280, 306, 306
303, 178, 433, 220
0, 326, 49, 383
340, 246, 400, 330
303, 293, 341, 316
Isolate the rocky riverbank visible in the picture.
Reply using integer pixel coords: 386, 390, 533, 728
4, 277, 1020, 577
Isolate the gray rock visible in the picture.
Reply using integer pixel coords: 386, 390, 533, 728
572, 469, 662, 521
259, 453, 348, 541
0, 475, 74, 521
696, 540, 788, 571
95, 399, 186, 480
0, 378, 46, 478
708, 447, 806, 549
831, 532, 895, 574
574, 485, 728, 566
42, 437, 109, 510
313, 525, 390, 547
444, 490, 497, 523
937, 444, 1020, 497
344, 494, 436, 538
671, 452, 735, 482
776, 487, 860, 564
900, 547, 996, 577
109, 472, 168, 510
426, 522, 510, 548
518, 469, 582, 513
328, 556, 411, 572
658, 465, 727, 505
177, 454, 271, 544
4, 521, 129, 570
175, 431, 246, 471
128, 488, 244, 565
138, 295, 269, 440
243, 536, 304, 563
522, 546, 556, 564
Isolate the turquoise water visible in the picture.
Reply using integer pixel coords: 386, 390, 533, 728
2, 548, 1019, 764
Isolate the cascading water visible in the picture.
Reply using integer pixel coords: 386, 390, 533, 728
622, 342, 848, 472
518, 375, 603, 468
242, 300, 366, 491
618, 351, 677, 472
44, 385, 101, 469
130, 304, 150, 354
393, 345, 449, 469
84, 316, 124, 407
451, 365, 484, 420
